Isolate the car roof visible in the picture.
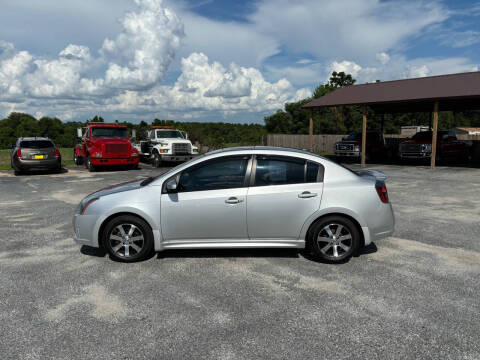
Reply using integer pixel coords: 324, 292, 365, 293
18, 137, 51, 141
206, 146, 316, 157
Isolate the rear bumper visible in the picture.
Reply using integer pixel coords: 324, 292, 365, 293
90, 157, 139, 166
14, 157, 61, 170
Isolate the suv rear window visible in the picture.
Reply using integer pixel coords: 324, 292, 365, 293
20, 140, 54, 148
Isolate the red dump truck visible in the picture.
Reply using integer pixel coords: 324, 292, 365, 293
73, 123, 139, 172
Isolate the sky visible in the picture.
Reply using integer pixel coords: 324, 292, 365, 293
0, 0, 479, 123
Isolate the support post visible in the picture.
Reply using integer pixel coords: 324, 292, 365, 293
361, 105, 367, 167
309, 109, 313, 152
431, 101, 439, 169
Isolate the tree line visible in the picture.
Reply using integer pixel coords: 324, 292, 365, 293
0, 113, 267, 149
264, 71, 480, 135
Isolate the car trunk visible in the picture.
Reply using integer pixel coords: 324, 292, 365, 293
21, 146, 55, 160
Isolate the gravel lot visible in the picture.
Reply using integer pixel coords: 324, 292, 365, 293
1, 163, 479, 360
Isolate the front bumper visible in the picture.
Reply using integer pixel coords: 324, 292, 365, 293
335, 150, 360, 157
399, 152, 431, 159
73, 213, 98, 247
90, 157, 139, 166
161, 154, 196, 162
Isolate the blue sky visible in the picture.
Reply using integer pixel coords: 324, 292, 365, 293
0, 0, 479, 123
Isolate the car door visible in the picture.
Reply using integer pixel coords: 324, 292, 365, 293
247, 155, 323, 240
160, 155, 251, 242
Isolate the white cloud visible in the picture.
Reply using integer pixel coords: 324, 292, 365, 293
376, 52, 390, 65
101, 0, 184, 89
327, 60, 362, 79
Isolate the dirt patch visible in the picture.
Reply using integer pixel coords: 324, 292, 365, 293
45, 283, 128, 322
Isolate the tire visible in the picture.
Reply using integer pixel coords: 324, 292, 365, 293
308, 216, 360, 263
151, 152, 161, 168
14, 169, 23, 176
103, 215, 154, 262
85, 156, 96, 172
74, 150, 83, 165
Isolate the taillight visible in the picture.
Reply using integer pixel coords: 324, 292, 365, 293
16, 149, 22, 159
375, 181, 389, 203
54, 148, 61, 158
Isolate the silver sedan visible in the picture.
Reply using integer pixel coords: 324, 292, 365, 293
73, 147, 394, 263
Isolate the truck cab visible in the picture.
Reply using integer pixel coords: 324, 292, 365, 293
74, 123, 139, 171
334, 131, 388, 161
399, 130, 470, 161
134, 126, 198, 167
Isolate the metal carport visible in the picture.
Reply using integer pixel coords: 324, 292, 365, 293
303, 71, 480, 168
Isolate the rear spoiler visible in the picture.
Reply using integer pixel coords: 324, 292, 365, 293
356, 169, 387, 180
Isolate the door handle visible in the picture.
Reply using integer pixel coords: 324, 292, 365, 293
225, 197, 243, 204
298, 191, 318, 198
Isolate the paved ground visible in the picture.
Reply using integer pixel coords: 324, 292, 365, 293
0, 163, 479, 360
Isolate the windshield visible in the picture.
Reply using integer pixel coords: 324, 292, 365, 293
20, 140, 54, 148
344, 133, 361, 141
92, 127, 128, 138
156, 130, 184, 139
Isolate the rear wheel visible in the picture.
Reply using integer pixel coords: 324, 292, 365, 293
74, 150, 83, 165
309, 216, 360, 263
103, 215, 154, 262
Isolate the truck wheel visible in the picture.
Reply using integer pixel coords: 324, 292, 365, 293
86, 156, 96, 172
74, 150, 83, 165
152, 152, 161, 168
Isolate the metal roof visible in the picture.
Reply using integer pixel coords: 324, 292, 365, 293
303, 71, 480, 113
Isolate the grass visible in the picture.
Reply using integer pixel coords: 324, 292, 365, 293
0, 148, 75, 170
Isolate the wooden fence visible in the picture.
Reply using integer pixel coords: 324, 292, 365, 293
266, 134, 480, 155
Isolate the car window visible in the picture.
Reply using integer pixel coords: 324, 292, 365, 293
177, 156, 250, 192
306, 161, 320, 182
19, 140, 54, 148
254, 156, 306, 186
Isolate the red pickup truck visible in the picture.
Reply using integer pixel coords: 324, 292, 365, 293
74, 123, 139, 171
399, 130, 471, 162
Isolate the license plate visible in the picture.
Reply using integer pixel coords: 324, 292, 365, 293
34, 155, 44, 159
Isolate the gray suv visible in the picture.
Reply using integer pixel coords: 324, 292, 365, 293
11, 137, 62, 175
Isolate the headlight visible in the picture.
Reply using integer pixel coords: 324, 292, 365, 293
354, 146, 360, 151
192, 147, 198, 153
159, 149, 168, 153
92, 152, 102, 158
80, 197, 99, 215
422, 144, 432, 151
131, 152, 138, 156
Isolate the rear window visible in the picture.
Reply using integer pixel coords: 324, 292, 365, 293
20, 140, 54, 148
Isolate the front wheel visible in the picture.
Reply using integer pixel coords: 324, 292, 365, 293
308, 216, 360, 263
151, 152, 161, 168
103, 215, 154, 262
85, 156, 96, 172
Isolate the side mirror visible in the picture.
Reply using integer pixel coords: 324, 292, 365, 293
165, 178, 178, 193
442, 134, 448, 140
131, 129, 136, 139
77, 128, 83, 138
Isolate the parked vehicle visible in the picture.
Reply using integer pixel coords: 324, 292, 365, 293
73, 147, 395, 263
133, 126, 198, 167
399, 130, 471, 162
74, 123, 139, 172
334, 131, 389, 161
10, 137, 62, 175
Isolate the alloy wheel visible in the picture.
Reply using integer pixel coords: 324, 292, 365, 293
317, 223, 352, 258
109, 223, 145, 258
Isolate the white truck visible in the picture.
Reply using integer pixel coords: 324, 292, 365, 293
133, 126, 198, 167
